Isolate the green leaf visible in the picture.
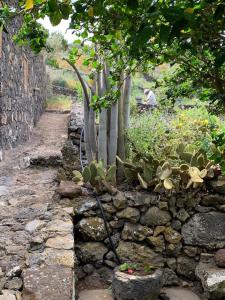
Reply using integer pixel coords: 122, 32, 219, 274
215, 53, 225, 68
159, 24, 171, 43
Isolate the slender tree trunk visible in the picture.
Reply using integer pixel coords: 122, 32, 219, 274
98, 69, 108, 166
123, 74, 132, 130
108, 101, 118, 165
88, 77, 97, 160
84, 93, 93, 163
117, 73, 126, 177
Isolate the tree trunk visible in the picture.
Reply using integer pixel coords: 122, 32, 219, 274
123, 74, 132, 130
98, 69, 108, 166
84, 94, 93, 163
108, 101, 118, 165
117, 73, 126, 177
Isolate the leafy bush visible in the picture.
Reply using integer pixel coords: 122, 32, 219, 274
45, 57, 59, 69
52, 78, 68, 88
127, 105, 223, 161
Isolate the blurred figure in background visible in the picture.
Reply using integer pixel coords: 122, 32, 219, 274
144, 89, 158, 108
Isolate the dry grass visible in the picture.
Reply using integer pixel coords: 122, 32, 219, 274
46, 96, 72, 111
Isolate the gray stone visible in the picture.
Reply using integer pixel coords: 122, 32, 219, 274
25, 219, 45, 233
147, 235, 165, 252
75, 242, 108, 263
201, 194, 225, 206
215, 249, 225, 268
162, 288, 201, 300
79, 289, 113, 300
56, 180, 82, 198
83, 264, 95, 275
77, 217, 108, 241
164, 227, 182, 244
125, 192, 155, 206
182, 212, 225, 249
196, 261, 225, 299
209, 176, 225, 194
112, 268, 163, 300
23, 265, 73, 300
4, 277, 23, 290
141, 207, 171, 227
72, 196, 97, 214
116, 241, 164, 267
162, 268, 180, 286
45, 234, 74, 250
176, 209, 189, 223
113, 192, 127, 210
116, 207, 140, 223
121, 222, 153, 242
177, 256, 197, 280
104, 233, 120, 248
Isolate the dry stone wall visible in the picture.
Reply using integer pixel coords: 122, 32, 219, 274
66, 108, 225, 299
0, 4, 46, 153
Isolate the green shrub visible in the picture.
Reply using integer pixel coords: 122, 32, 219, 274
52, 78, 68, 88
127, 105, 223, 161
45, 57, 59, 68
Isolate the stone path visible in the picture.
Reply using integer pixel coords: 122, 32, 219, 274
0, 112, 75, 300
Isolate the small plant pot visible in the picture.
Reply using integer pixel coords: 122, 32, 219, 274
112, 268, 163, 300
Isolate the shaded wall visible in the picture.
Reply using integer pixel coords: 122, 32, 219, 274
0, 4, 46, 152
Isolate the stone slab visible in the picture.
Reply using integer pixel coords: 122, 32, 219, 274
162, 288, 201, 300
79, 289, 113, 300
23, 265, 74, 300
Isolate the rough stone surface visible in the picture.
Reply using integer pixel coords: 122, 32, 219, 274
56, 180, 82, 198
209, 176, 225, 194
182, 212, 225, 249
0, 11, 46, 153
196, 261, 225, 299
141, 207, 171, 226
112, 269, 163, 300
75, 242, 108, 263
79, 289, 113, 300
116, 241, 164, 267
121, 222, 153, 242
177, 256, 197, 280
116, 207, 140, 223
77, 217, 108, 241
162, 288, 201, 300
215, 249, 225, 268
0, 113, 74, 298
23, 265, 73, 300
164, 227, 182, 244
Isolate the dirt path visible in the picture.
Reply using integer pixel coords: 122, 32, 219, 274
0, 112, 75, 300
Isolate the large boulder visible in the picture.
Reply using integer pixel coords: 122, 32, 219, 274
77, 217, 108, 241
182, 212, 225, 249
209, 176, 225, 195
196, 261, 225, 299
141, 207, 171, 227
116, 241, 164, 267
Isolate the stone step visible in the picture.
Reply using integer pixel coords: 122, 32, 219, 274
23, 265, 74, 300
161, 288, 201, 300
79, 289, 114, 300
29, 152, 62, 167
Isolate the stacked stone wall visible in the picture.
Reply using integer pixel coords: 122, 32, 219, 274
66, 109, 225, 299
0, 4, 46, 152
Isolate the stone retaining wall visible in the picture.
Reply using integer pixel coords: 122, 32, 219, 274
67, 108, 225, 299
0, 4, 46, 154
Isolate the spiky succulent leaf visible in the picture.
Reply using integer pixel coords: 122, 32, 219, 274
199, 169, 207, 178
176, 143, 186, 155
180, 152, 192, 163
90, 161, 98, 178
154, 182, 163, 192
164, 178, 173, 190
97, 166, 105, 179
180, 164, 189, 171
143, 165, 153, 182
138, 173, 148, 189
72, 170, 83, 183
82, 166, 91, 183
106, 165, 117, 184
